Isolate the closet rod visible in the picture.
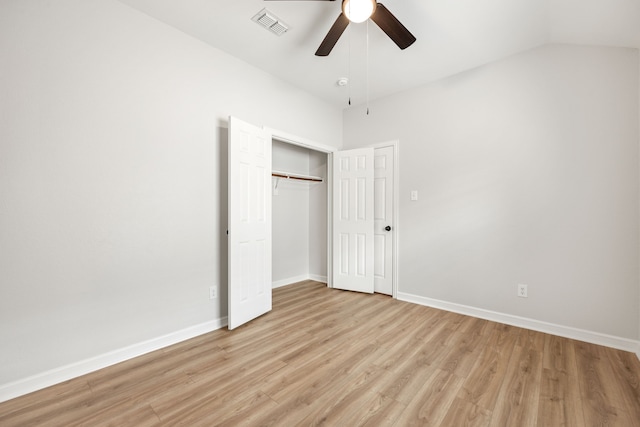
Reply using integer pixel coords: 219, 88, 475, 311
272, 170, 323, 183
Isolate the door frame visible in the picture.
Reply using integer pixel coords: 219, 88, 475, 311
266, 127, 335, 288
264, 127, 399, 298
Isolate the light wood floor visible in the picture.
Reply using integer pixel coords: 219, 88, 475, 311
2, 280, 640, 426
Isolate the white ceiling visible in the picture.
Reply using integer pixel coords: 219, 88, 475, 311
117, 0, 640, 108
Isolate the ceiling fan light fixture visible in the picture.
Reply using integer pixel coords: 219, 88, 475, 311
342, 0, 376, 24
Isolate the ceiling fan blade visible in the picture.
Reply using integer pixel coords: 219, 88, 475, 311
315, 13, 349, 56
370, 3, 416, 50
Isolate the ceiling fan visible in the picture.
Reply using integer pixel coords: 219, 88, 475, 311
265, 0, 416, 56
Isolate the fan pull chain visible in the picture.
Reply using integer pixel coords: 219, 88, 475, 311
366, 20, 370, 115
348, 23, 351, 106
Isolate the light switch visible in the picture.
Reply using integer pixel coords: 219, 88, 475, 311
411, 190, 418, 201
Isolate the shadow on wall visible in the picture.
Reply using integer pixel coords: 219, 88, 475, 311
217, 122, 229, 317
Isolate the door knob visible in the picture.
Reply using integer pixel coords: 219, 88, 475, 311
385, 225, 391, 231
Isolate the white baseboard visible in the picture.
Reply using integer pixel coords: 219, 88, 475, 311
0, 317, 228, 404
272, 274, 327, 289
397, 292, 640, 355
272, 275, 310, 289
308, 274, 327, 283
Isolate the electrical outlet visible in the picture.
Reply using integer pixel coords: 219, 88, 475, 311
517, 284, 528, 298
209, 285, 217, 299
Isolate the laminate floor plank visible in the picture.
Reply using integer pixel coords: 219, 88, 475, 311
437, 317, 493, 379
297, 363, 398, 426
2, 280, 640, 426
391, 368, 465, 426
374, 324, 445, 372
439, 396, 492, 427
485, 322, 521, 352
537, 368, 585, 427
488, 344, 543, 427
207, 391, 279, 427
603, 345, 640, 423
152, 366, 283, 427
575, 340, 640, 426
379, 354, 443, 406
260, 339, 377, 403
542, 334, 578, 375
356, 393, 407, 427
298, 387, 385, 426
458, 346, 513, 413
517, 328, 547, 352
372, 303, 435, 355
0, 379, 93, 426
74, 401, 162, 427
149, 355, 287, 423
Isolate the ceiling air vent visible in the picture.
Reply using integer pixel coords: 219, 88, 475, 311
252, 8, 290, 36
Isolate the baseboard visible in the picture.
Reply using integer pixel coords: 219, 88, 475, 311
272, 275, 310, 289
272, 274, 327, 289
397, 292, 640, 354
308, 274, 327, 284
0, 316, 228, 404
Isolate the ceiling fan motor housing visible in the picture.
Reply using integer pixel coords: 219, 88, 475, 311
342, 0, 377, 23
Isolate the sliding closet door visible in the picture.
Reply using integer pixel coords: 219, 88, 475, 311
332, 148, 375, 293
228, 116, 272, 330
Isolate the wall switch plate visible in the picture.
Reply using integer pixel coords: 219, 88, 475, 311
210, 285, 217, 299
411, 190, 418, 201
517, 284, 528, 298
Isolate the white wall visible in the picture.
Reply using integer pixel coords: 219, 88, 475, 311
343, 44, 640, 341
0, 0, 341, 392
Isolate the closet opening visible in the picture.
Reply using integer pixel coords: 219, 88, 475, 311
271, 139, 328, 290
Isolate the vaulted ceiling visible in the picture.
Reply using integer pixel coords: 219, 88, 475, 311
117, 0, 640, 108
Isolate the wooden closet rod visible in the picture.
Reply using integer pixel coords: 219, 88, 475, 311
272, 171, 323, 183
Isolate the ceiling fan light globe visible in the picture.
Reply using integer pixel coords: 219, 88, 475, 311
342, 0, 376, 24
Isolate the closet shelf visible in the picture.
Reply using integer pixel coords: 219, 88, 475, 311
272, 170, 323, 183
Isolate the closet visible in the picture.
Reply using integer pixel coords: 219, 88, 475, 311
271, 139, 328, 288
227, 116, 396, 330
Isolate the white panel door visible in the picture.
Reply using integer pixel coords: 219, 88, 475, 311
228, 116, 272, 330
373, 146, 394, 295
332, 148, 374, 293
